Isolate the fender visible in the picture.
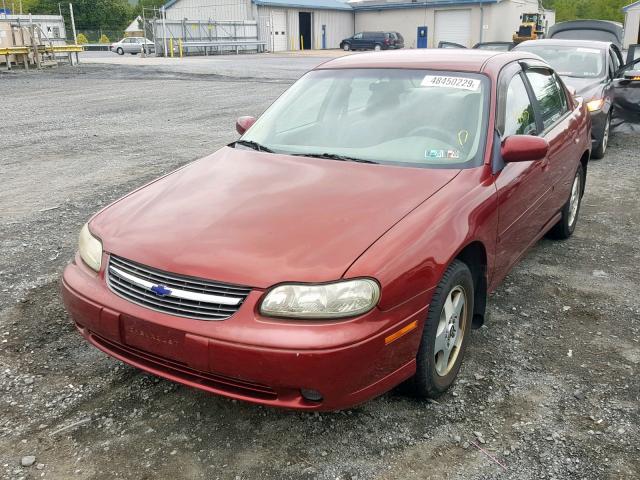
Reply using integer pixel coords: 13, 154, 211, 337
344, 165, 499, 311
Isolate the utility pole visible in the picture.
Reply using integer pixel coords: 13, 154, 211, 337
141, 4, 146, 57
69, 2, 77, 44
19, 0, 21, 14
161, 5, 168, 57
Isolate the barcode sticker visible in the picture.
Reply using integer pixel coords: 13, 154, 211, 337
421, 75, 481, 91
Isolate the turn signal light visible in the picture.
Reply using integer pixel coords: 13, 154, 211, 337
586, 98, 605, 112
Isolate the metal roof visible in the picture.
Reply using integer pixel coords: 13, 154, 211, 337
623, 1, 640, 11
252, 0, 353, 10
165, 0, 496, 12
351, 0, 497, 11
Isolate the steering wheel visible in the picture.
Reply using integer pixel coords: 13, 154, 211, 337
406, 125, 461, 146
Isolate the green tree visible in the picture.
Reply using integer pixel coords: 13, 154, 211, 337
76, 32, 89, 44
99, 33, 110, 43
543, 0, 628, 23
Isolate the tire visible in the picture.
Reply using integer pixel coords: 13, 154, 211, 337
591, 112, 611, 160
343, 43, 350, 51
374, 44, 382, 52
116, 47, 124, 55
409, 259, 474, 398
547, 164, 584, 240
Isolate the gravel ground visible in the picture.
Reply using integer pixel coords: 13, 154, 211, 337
1, 61, 639, 480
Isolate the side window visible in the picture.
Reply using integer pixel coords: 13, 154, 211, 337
353, 33, 363, 40
525, 69, 569, 131
504, 74, 537, 137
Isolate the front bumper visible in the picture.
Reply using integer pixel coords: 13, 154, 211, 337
61, 255, 427, 411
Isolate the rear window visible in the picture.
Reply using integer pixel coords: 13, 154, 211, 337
516, 44, 605, 78
552, 29, 617, 44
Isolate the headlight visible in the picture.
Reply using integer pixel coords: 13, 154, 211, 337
260, 279, 380, 319
587, 98, 604, 112
78, 223, 103, 272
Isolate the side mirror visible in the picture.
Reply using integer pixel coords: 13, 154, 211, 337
236, 116, 256, 135
501, 135, 549, 163
566, 85, 577, 97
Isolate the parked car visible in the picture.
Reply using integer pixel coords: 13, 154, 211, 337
546, 20, 624, 49
340, 31, 404, 51
515, 39, 624, 158
110, 37, 154, 55
62, 50, 591, 411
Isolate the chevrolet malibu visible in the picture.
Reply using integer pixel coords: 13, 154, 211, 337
62, 50, 591, 411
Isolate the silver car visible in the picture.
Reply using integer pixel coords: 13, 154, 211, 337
110, 37, 154, 55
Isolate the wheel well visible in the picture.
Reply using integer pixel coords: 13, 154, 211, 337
455, 242, 488, 328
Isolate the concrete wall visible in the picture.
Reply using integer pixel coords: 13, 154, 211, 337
354, 0, 551, 48
256, 5, 353, 50
624, 8, 640, 48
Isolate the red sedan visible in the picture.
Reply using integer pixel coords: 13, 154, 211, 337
62, 50, 591, 410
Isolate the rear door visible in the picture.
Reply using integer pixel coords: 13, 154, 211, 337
524, 67, 578, 213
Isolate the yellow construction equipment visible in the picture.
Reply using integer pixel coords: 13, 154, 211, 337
513, 12, 546, 44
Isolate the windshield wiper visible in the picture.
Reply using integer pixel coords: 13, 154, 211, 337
233, 140, 274, 153
292, 152, 379, 164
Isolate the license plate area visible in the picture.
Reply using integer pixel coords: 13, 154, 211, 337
121, 315, 184, 362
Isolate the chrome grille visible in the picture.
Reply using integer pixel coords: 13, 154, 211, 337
106, 255, 251, 320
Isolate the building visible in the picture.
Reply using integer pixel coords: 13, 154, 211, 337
0, 14, 67, 46
354, 0, 554, 49
124, 16, 144, 37
623, 1, 640, 49
160, 0, 554, 52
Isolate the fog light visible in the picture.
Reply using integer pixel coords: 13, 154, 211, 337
300, 388, 323, 402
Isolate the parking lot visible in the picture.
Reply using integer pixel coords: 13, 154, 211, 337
1, 56, 639, 480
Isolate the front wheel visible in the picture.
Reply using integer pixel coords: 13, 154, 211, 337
374, 44, 382, 52
591, 113, 611, 159
116, 47, 124, 55
547, 164, 584, 239
342, 43, 350, 51
409, 260, 474, 398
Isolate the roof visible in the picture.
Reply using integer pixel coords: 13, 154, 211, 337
252, 0, 352, 9
623, 1, 640, 12
125, 16, 142, 32
351, 0, 496, 11
516, 39, 612, 50
315, 49, 534, 73
166, 0, 494, 12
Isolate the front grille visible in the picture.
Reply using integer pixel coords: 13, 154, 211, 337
106, 255, 251, 320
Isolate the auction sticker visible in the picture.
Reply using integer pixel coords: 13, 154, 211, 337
421, 75, 481, 90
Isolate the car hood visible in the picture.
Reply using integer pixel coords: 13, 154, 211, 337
560, 76, 605, 102
91, 147, 460, 288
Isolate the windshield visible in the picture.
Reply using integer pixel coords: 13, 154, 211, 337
241, 69, 489, 168
552, 29, 617, 44
517, 45, 605, 78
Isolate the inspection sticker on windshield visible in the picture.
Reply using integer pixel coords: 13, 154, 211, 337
421, 75, 481, 91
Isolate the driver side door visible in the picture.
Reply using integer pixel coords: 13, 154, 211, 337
492, 65, 552, 285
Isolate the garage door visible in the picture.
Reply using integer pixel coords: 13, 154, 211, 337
435, 9, 472, 47
271, 11, 288, 52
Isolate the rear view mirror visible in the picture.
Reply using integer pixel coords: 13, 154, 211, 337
501, 135, 549, 163
236, 116, 256, 135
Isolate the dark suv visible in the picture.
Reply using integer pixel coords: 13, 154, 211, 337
340, 32, 404, 52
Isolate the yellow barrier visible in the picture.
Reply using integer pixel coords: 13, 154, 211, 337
169, 38, 174, 58
300, 35, 304, 51
0, 46, 29, 55
178, 39, 183, 58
